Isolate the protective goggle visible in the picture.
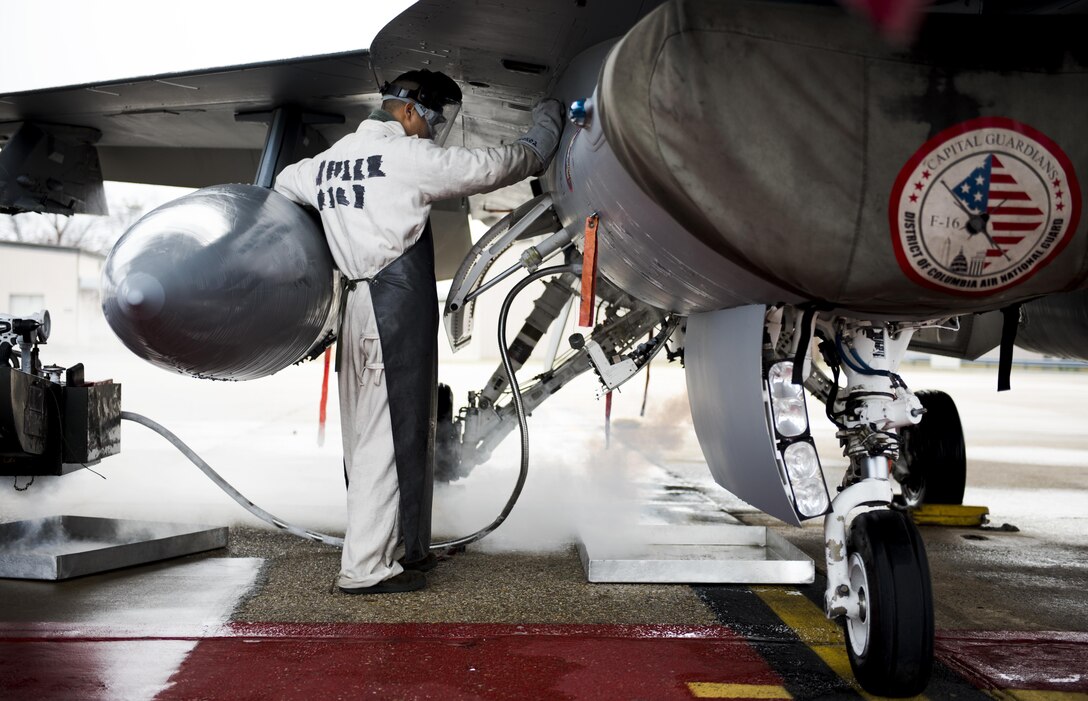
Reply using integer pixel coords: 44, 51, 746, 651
381, 95, 460, 146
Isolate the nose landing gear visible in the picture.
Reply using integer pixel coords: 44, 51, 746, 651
807, 316, 936, 697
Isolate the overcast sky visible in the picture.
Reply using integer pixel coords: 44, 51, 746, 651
0, 0, 412, 94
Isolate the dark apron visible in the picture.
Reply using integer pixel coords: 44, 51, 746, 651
367, 224, 438, 564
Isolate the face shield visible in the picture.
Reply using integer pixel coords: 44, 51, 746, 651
383, 95, 461, 146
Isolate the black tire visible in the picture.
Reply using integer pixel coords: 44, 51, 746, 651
434, 383, 462, 483
897, 389, 966, 506
437, 382, 454, 423
844, 509, 934, 697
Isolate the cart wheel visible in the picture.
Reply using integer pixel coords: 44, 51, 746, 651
844, 509, 934, 697
437, 382, 454, 423
435, 383, 462, 483
897, 389, 966, 506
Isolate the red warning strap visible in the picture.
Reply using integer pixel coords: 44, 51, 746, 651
318, 346, 331, 445
579, 214, 600, 328
604, 390, 613, 449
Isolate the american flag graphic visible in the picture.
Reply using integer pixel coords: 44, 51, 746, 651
951, 154, 1045, 269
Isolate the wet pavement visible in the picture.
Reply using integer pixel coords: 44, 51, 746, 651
1, 347, 1086, 699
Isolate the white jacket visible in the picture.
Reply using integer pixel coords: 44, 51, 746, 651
274, 117, 542, 279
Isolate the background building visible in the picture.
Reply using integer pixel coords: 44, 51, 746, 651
0, 240, 111, 347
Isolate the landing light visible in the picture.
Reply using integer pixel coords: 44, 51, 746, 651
783, 441, 830, 517
766, 360, 830, 519
768, 361, 807, 437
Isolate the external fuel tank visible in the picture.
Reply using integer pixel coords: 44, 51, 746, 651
101, 184, 338, 380
552, 0, 1088, 319
547, 41, 799, 316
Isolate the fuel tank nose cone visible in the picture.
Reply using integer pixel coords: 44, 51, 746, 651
116, 272, 165, 320
101, 184, 337, 380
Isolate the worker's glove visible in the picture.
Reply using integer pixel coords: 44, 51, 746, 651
516, 98, 564, 172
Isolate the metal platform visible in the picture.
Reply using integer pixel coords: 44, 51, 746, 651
0, 515, 227, 580
577, 523, 814, 584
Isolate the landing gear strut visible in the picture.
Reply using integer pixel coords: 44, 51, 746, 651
797, 314, 936, 697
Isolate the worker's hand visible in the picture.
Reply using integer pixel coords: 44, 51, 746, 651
516, 98, 565, 172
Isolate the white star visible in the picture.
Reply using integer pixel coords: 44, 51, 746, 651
974, 192, 982, 201
975, 175, 984, 186
961, 184, 971, 193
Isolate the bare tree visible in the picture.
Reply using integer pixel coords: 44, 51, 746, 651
39, 214, 97, 248
0, 198, 151, 255
1, 212, 99, 251
101, 199, 149, 248
0, 212, 35, 243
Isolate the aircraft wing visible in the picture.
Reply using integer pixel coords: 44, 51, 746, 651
0, 0, 664, 220
0, 44, 484, 277
0, 52, 376, 189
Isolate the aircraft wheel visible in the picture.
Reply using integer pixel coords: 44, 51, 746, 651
897, 390, 966, 506
844, 509, 934, 697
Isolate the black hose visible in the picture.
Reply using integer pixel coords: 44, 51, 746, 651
431, 263, 580, 550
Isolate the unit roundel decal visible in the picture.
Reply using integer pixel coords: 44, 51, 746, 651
890, 117, 1080, 295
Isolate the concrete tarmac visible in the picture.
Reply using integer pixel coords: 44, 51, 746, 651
1, 343, 1085, 699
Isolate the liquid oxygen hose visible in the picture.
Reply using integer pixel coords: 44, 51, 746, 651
120, 263, 580, 552
121, 410, 346, 547
431, 263, 579, 549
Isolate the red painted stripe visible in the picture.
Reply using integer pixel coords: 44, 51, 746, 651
155, 624, 783, 701
988, 190, 1032, 201
936, 631, 1088, 693
985, 250, 1007, 257
989, 173, 1017, 184
992, 236, 1025, 245
991, 206, 1044, 216
990, 222, 1040, 232
0, 639, 197, 701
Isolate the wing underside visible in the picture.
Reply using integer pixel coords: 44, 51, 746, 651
0, 1, 663, 219
0, 51, 376, 189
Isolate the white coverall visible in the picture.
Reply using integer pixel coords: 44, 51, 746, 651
274, 116, 541, 588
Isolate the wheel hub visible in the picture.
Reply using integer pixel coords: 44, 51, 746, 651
846, 551, 870, 657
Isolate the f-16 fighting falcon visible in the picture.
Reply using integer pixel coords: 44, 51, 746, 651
2, 0, 1087, 696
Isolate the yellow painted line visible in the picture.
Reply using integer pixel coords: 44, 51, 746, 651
752, 587, 929, 701
751, 588, 841, 645
911, 504, 990, 527
1000, 691, 1088, 701
687, 682, 793, 698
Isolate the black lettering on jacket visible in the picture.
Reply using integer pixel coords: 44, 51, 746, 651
367, 155, 386, 179
314, 154, 387, 209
